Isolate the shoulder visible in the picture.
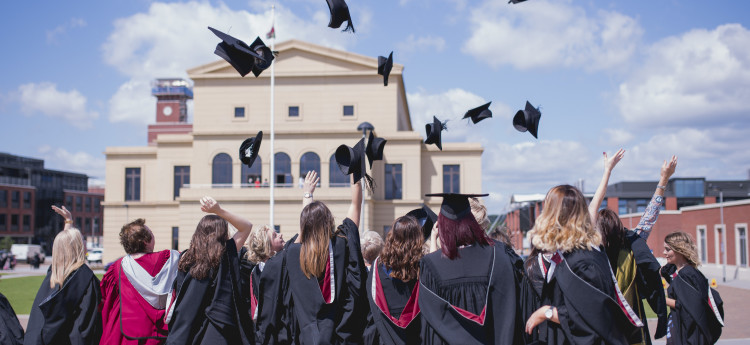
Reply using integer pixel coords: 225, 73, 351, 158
341, 218, 358, 232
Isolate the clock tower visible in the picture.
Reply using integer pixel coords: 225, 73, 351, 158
147, 79, 193, 144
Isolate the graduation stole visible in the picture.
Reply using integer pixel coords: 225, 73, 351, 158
370, 258, 420, 328
318, 242, 335, 304
249, 265, 258, 320
707, 284, 724, 326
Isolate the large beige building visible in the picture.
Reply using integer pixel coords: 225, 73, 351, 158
102, 40, 483, 262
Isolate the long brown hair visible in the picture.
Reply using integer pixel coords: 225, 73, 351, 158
665, 231, 700, 268
178, 215, 228, 280
380, 216, 424, 281
530, 185, 601, 253
597, 208, 626, 269
299, 201, 336, 279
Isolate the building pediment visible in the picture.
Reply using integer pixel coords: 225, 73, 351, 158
188, 39, 404, 79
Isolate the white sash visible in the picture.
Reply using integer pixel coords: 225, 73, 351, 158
707, 283, 724, 326
590, 246, 644, 327
121, 250, 180, 310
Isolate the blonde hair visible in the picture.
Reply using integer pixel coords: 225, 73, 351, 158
470, 197, 491, 232
361, 230, 384, 265
245, 225, 274, 263
50, 228, 86, 288
530, 185, 601, 253
665, 231, 700, 267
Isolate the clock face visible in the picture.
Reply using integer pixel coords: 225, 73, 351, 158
163, 105, 173, 116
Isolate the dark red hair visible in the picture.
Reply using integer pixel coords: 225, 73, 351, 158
438, 213, 493, 259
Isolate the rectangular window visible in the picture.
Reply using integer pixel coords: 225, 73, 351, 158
22, 215, 31, 232
23, 191, 31, 209
85, 197, 91, 212
0, 214, 6, 231
288, 106, 299, 117
66, 196, 73, 210
274, 225, 281, 232
0, 190, 6, 208
125, 168, 141, 201
76, 217, 82, 231
85, 218, 91, 234
172, 227, 179, 250
442, 165, 460, 193
10, 215, 18, 231
343, 105, 354, 116
76, 196, 82, 212
11, 191, 19, 208
94, 198, 101, 212
93, 218, 99, 235
234, 107, 245, 118
385, 164, 403, 200
674, 179, 705, 198
738, 226, 747, 267
174, 166, 191, 200
697, 227, 707, 263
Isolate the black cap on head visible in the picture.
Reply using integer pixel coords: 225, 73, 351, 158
424, 193, 489, 221
249, 37, 275, 77
326, 0, 355, 33
463, 102, 493, 124
378, 52, 393, 87
208, 27, 266, 77
424, 116, 446, 151
365, 131, 386, 168
513, 101, 541, 139
239, 131, 263, 168
335, 138, 365, 182
406, 204, 438, 241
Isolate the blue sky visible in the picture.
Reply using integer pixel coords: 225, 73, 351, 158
1, 0, 749, 213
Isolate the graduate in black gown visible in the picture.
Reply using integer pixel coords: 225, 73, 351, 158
418, 193, 523, 345
256, 175, 367, 345
0, 292, 24, 344
661, 232, 723, 344
239, 223, 285, 324
25, 206, 102, 345
363, 215, 425, 345
165, 196, 254, 345
524, 185, 643, 345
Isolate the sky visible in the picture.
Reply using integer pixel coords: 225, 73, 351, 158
1, 0, 749, 214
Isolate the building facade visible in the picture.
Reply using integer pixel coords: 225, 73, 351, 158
102, 40, 483, 263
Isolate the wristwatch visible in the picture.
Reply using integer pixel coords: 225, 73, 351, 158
304, 192, 313, 199
544, 306, 555, 320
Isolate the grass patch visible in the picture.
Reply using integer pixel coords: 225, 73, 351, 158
0, 274, 105, 314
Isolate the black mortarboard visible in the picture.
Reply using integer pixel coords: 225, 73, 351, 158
508, 0, 528, 3
513, 101, 541, 139
249, 37, 275, 77
378, 52, 393, 87
406, 204, 438, 241
365, 131, 386, 168
424, 193, 489, 221
208, 27, 265, 77
424, 116, 447, 151
335, 138, 366, 182
463, 102, 492, 124
239, 131, 263, 168
326, 0, 355, 33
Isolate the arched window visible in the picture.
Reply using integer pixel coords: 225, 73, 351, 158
212, 153, 233, 186
241, 157, 262, 187
300, 152, 321, 187
274, 152, 292, 187
329, 153, 349, 187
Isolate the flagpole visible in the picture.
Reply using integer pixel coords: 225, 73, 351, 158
269, 3, 276, 228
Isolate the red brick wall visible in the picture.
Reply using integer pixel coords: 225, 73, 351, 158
665, 197, 678, 210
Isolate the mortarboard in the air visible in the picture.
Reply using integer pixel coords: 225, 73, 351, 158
463, 102, 492, 124
424, 193, 489, 221
239, 131, 263, 168
513, 101, 541, 139
365, 131, 387, 168
326, 0, 355, 32
378, 52, 393, 87
406, 204, 438, 241
424, 116, 447, 151
249, 37, 275, 77
335, 138, 366, 182
508, 0, 528, 3
208, 27, 266, 77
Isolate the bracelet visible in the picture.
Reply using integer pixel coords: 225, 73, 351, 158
64, 220, 73, 224
657, 185, 667, 191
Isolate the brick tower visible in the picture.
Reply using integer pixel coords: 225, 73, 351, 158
147, 78, 193, 144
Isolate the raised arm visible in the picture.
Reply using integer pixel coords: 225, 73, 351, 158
200, 196, 253, 250
635, 156, 677, 240
589, 149, 626, 222
302, 170, 319, 208
346, 175, 363, 228
52, 205, 73, 231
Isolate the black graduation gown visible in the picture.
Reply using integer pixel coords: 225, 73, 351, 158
23, 265, 102, 345
166, 239, 253, 345
239, 247, 262, 323
257, 218, 368, 345
0, 292, 24, 345
663, 265, 724, 344
520, 253, 544, 345
256, 235, 297, 345
625, 230, 669, 343
418, 240, 523, 345
363, 260, 420, 345
535, 248, 639, 345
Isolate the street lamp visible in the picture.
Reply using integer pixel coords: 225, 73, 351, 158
357, 122, 374, 233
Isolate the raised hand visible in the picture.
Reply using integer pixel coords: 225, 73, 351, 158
303, 170, 319, 195
51, 205, 72, 222
603, 148, 626, 172
661, 155, 678, 180
200, 196, 221, 214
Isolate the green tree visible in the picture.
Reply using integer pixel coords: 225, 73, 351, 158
0, 236, 14, 251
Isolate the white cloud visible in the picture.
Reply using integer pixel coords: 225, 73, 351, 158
397, 35, 446, 53
601, 128, 634, 146
463, 0, 642, 70
37, 146, 106, 185
16, 82, 99, 129
618, 24, 750, 127
102, 1, 360, 125
46, 18, 87, 44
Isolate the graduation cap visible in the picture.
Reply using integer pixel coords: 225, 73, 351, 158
463, 102, 492, 124
365, 131, 386, 168
335, 138, 367, 182
239, 131, 263, 168
424, 116, 447, 151
326, 0, 355, 33
406, 204, 438, 241
513, 101, 541, 139
424, 193, 489, 221
508, 0, 528, 3
378, 52, 393, 87
208, 27, 273, 77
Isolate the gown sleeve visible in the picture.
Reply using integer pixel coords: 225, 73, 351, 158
165, 272, 212, 345
255, 250, 292, 345
0, 293, 24, 345
69, 275, 103, 345
628, 234, 668, 338
335, 218, 369, 344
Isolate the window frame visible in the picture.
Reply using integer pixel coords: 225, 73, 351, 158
125, 167, 142, 201
442, 164, 460, 194
385, 163, 403, 200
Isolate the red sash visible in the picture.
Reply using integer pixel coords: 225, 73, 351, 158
372, 259, 421, 328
